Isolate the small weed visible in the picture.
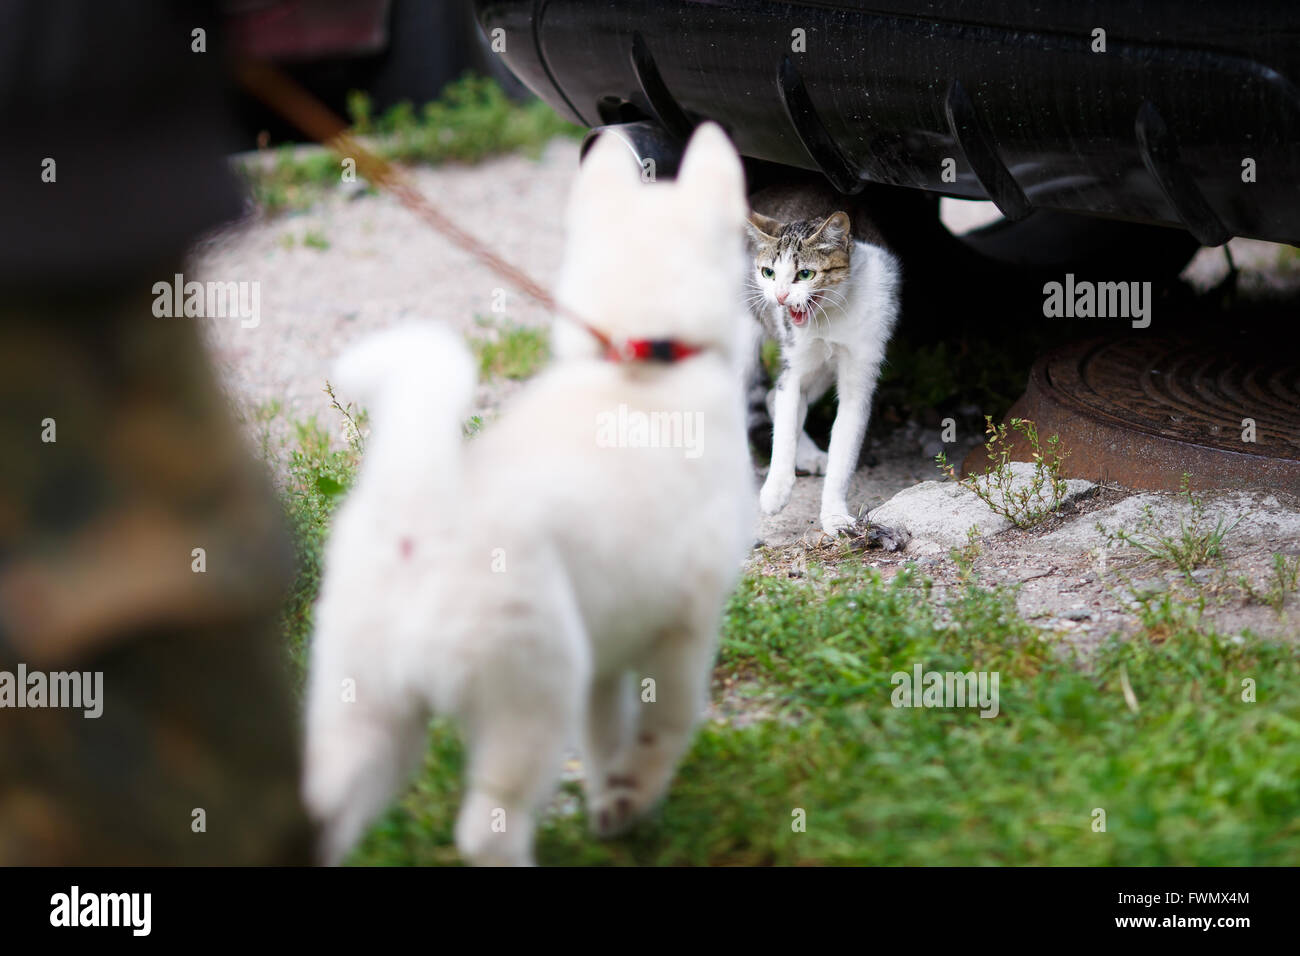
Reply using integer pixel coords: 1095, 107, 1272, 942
1239, 553, 1300, 615
303, 229, 330, 251
324, 381, 367, 454
1126, 583, 1208, 641
936, 416, 1069, 529
1100, 474, 1240, 575
950, 525, 983, 584
246, 398, 283, 466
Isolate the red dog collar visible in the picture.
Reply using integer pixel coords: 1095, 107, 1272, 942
603, 338, 704, 363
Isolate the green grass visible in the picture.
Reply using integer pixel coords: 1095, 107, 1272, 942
271, 401, 1300, 866
347, 76, 584, 164
468, 316, 549, 380
344, 563, 1300, 865
278, 417, 359, 680
238, 74, 584, 214
243, 148, 358, 216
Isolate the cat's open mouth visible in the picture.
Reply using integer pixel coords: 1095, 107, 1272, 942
788, 294, 824, 327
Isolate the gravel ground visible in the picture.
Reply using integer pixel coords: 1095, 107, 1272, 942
193, 143, 1300, 645
194, 138, 580, 439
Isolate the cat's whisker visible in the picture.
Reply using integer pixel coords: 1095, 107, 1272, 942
812, 306, 831, 335
814, 296, 838, 333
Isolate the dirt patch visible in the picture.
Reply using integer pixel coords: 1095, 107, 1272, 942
753, 425, 986, 548
758, 476, 1300, 648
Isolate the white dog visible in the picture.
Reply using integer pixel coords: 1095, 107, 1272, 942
302, 124, 756, 866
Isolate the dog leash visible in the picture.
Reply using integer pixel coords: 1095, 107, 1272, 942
234, 60, 703, 365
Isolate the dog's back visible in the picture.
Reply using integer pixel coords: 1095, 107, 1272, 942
460, 352, 753, 665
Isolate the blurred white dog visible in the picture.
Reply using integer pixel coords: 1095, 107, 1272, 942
302, 124, 756, 866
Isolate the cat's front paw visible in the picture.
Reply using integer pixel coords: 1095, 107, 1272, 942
820, 509, 859, 536
760, 472, 795, 515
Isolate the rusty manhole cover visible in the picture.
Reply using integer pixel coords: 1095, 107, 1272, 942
964, 336, 1300, 494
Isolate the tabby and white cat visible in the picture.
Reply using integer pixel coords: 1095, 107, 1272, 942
746, 184, 901, 535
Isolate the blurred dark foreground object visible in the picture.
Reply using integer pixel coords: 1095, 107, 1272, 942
0, 0, 316, 862
223, 0, 391, 61
0, 294, 312, 864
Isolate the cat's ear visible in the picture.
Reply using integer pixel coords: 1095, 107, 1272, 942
810, 211, 851, 250
746, 211, 782, 244
676, 123, 746, 222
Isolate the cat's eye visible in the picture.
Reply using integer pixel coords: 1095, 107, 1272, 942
796, 268, 815, 281
760, 267, 775, 278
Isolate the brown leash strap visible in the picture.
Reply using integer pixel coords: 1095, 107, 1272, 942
233, 59, 618, 355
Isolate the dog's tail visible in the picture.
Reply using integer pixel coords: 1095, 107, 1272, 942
332, 322, 476, 509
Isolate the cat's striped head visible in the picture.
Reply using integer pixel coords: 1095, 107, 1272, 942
746, 210, 851, 332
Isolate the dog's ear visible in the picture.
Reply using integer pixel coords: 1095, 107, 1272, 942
567, 131, 643, 236
573, 132, 641, 205
676, 123, 746, 223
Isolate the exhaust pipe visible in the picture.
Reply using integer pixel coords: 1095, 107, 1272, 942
580, 120, 683, 181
